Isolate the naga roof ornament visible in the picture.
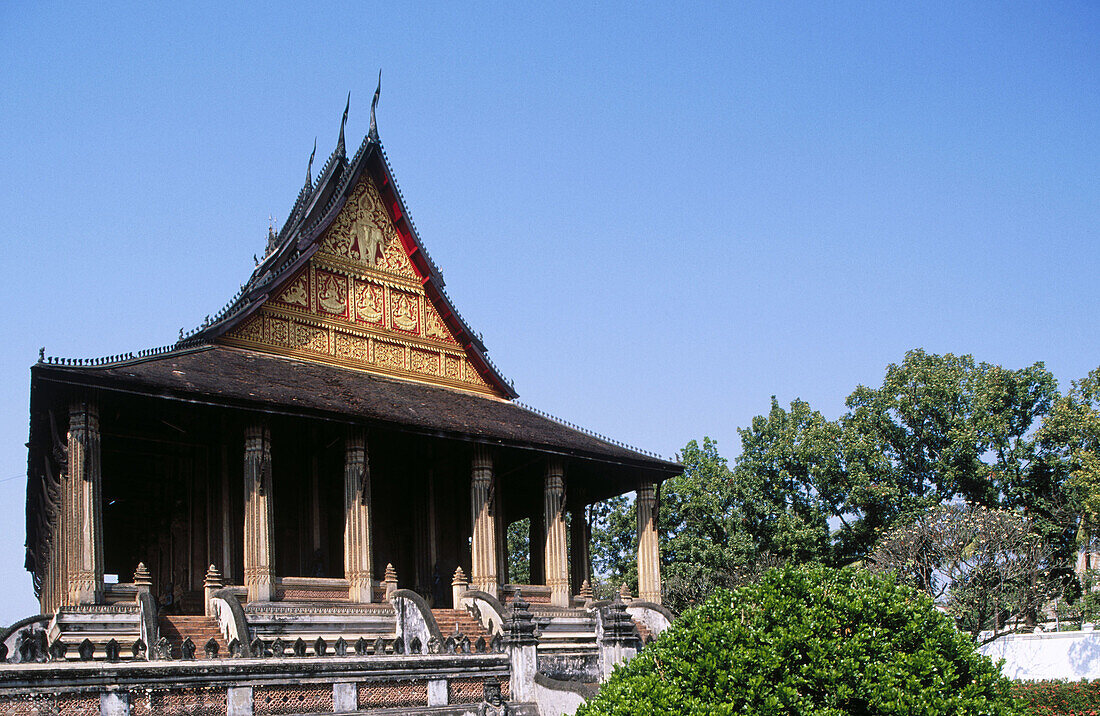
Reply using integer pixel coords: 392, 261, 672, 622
369, 70, 381, 143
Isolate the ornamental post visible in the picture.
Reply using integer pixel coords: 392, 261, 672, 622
470, 446, 499, 597
543, 458, 570, 607
64, 399, 104, 605
344, 429, 374, 602
636, 479, 661, 604
243, 422, 275, 602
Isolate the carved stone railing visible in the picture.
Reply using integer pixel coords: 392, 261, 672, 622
458, 590, 507, 636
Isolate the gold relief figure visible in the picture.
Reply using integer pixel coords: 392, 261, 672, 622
354, 282, 384, 324
356, 224, 387, 267
317, 272, 347, 315
391, 292, 419, 333
279, 275, 309, 308
425, 304, 455, 342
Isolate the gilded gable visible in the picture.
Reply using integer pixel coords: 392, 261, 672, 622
220, 174, 497, 396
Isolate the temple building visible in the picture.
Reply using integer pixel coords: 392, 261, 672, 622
4, 90, 679, 716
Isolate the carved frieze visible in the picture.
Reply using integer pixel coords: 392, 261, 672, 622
374, 341, 405, 371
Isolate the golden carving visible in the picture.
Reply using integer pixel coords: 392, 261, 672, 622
424, 302, 456, 343
278, 273, 309, 308
234, 316, 265, 343
354, 281, 384, 325
374, 341, 405, 370
444, 354, 462, 380
391, 291, 420, 334
269, 317, 291, 346
319, 178, 416, 279
316, 271, 347, 316
216, 173, 504, 397
410, 348, 440, 376
295, 324, 328, 353
334, 332, 369, 361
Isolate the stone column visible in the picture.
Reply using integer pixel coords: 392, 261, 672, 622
64, 399, 104, 605
636, 480, 661, 604
470, 446, 498, 597
543, 459, 569, 607
243, 423, 275, 602
344, 429, 373, 603
569, 506, 591, 599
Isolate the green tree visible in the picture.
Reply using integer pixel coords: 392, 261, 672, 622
1038, 367, 1100, 562
578, 564, 1015, 716
659, 437, 751, 610
506, 518, 530, 584
588, 494, 637, 597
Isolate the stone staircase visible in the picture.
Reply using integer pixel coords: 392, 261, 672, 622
158, 615, 227, 659
432, 609, 491, 642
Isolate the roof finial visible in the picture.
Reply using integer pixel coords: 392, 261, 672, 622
337, 92, 350, 156
305, 138, 316, 188
369, 70, 381, 142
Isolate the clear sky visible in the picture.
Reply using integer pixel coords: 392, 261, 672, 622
0, 2, 1096, 622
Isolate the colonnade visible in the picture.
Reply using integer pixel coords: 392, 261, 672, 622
43, 400, 664, 610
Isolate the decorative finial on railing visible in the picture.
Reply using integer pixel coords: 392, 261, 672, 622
134, 562, 152, 598
452, 566, 469, 606
579, 579, 594, 607
384, 562, 398, 598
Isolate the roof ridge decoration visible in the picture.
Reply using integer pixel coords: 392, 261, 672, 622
187, 93, 517, 399
368, 71, 381, 143
513, 402, 677, 464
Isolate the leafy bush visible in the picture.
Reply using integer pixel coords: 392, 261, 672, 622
1013, 680, 1100, 715
577, 564, 1017, 716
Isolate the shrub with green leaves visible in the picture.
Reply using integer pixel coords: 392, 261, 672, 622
578, 564, 1017, 716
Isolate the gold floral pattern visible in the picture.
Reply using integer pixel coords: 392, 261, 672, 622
410, 349, 439, 375
374, 341, 405, 370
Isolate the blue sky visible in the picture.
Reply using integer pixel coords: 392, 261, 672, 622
0, 2, 1096, 622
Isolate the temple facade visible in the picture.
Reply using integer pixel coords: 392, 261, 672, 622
5, 94, 679, 716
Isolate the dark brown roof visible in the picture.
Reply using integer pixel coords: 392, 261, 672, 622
32, 345, 679, 474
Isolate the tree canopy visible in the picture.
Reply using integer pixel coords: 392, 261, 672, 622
585, 350, 1100, 623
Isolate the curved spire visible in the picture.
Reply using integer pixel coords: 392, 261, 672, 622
305, 137, 316, 189
337, 92, 350, 156
369, 70, 382, 142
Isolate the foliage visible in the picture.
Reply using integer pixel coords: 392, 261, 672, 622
579, 351, 1099, 620
588, 494, 637, 597
577, 564, 1016, 716
506, 517, 530, 584
1012, 680, 1100, 715
659, 437, 755, 611
869, 504, 1050, 643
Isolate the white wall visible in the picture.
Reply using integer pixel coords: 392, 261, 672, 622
980, 627, 1100, 681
